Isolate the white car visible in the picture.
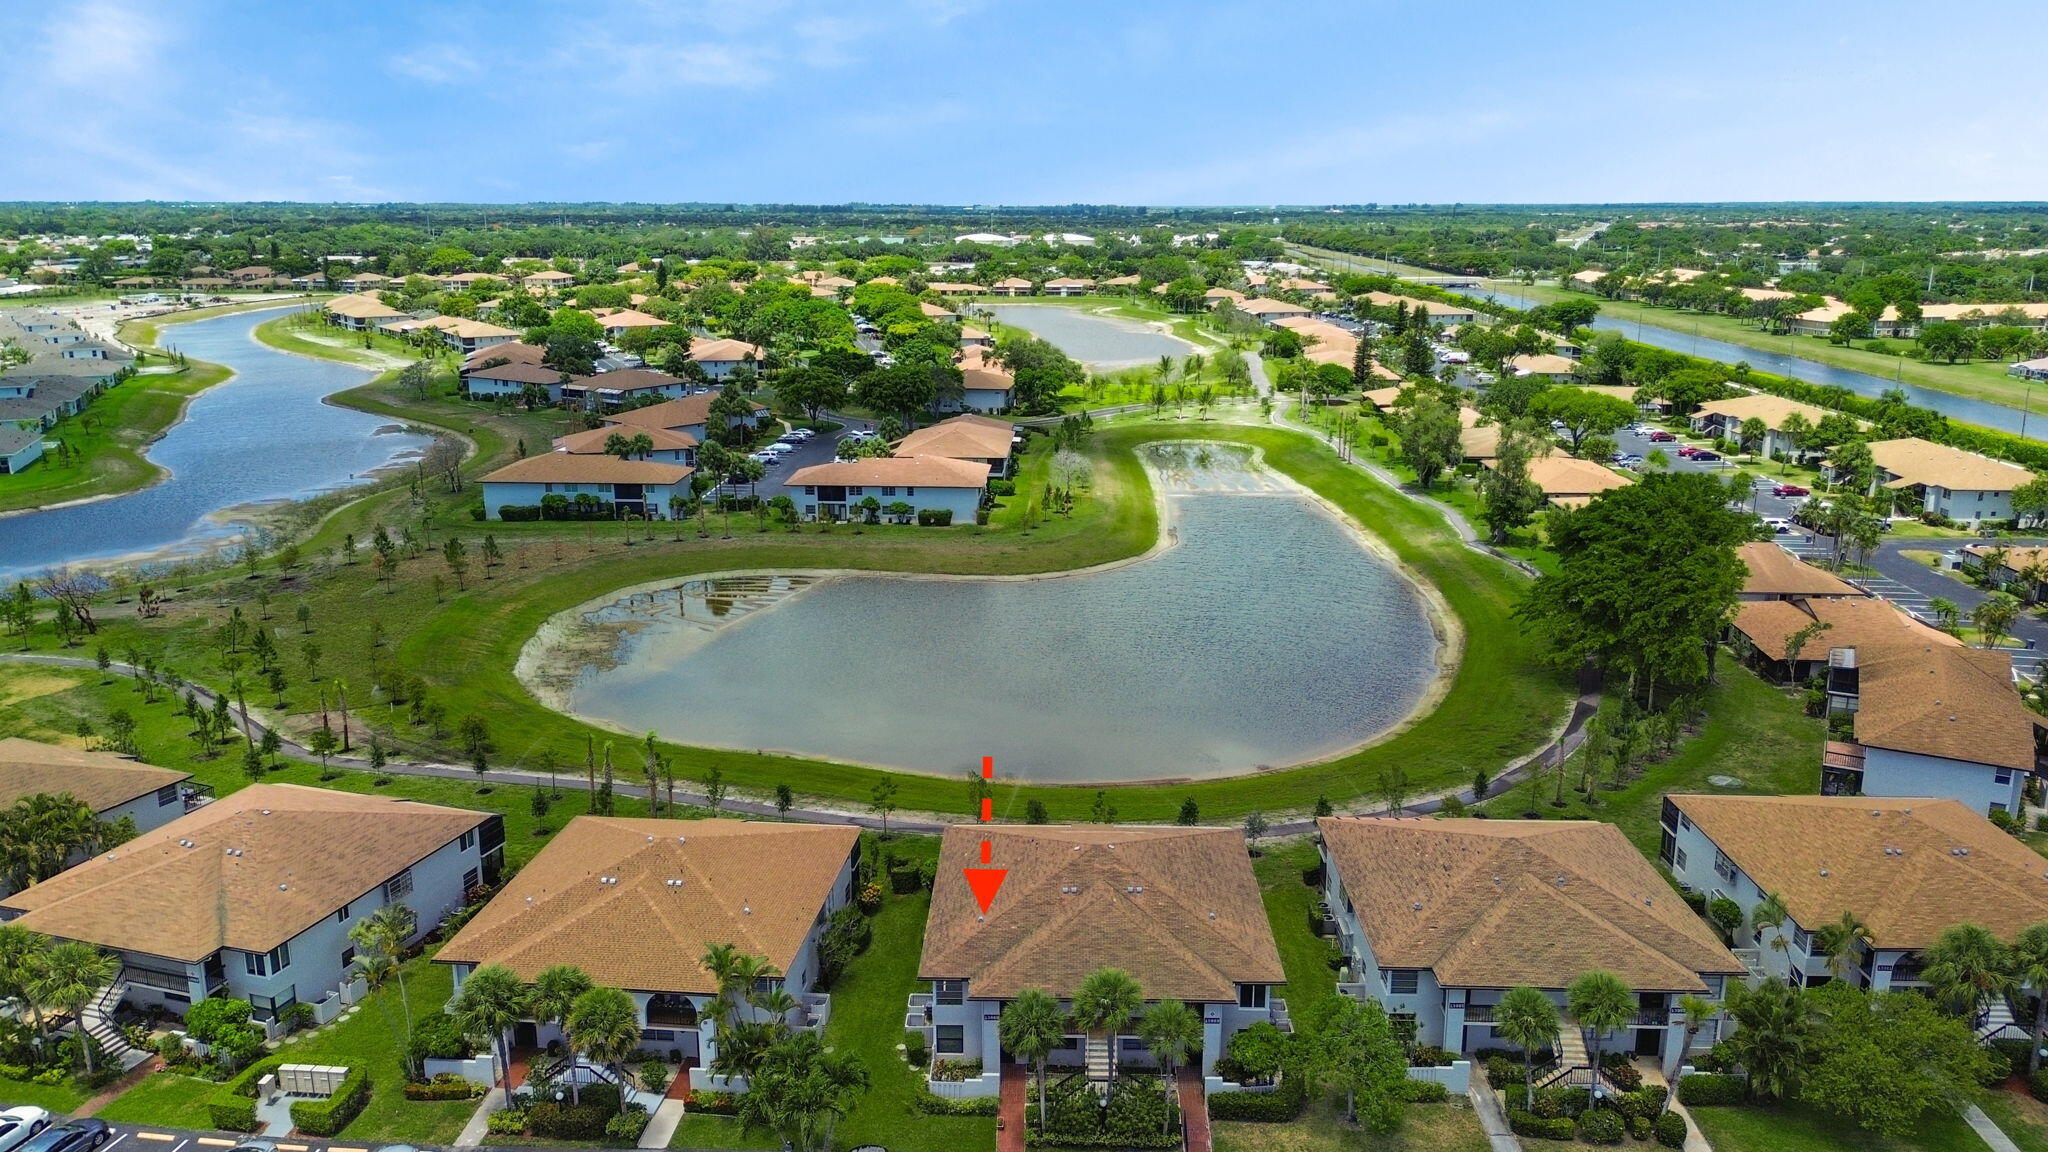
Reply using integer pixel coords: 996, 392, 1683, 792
787, 428, 815, 441
1762, 517, 1799, 536
842, 429, 877, 443
0, 1108, 51, 1152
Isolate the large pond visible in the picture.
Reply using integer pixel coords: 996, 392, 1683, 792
980, 304, 1192, 371
522, 443, 1446, 783
0, 306, 432, 580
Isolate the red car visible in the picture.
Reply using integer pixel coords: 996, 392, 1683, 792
1773, 483, 1810, 497
1647, 430, 1676, 442
1676, 445, 1700, 457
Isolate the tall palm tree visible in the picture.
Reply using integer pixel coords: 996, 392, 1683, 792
1921, 922, 2016, 1018
1565, 970, 1634, 1098
530, 964, 594, 1100
2011, 923, 2048, 1073
1812, 911, 1873, 983
1493, 986, 1560, 1110
1751, 893, 1791, 956
453, 963, 529, 1096
348, 903, 419, 1054
1137, 1000, 1202, 1133
1000, 990, 1065, 1136
1070, 968, 1143, 1085
1724, 978, 1810, 1102
566, 986, 642, 1113
0, 925, 52, 1048
1674, 995, 1720, 1069
736, 1031, 868, 1152
34, 941, 117, 1072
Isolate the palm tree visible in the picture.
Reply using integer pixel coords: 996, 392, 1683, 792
2011, 923, 2048, 1073
1000, 989, 1065, 1136
1812, 911, 1873, 982
1566, 970, 1634, 1098
530, 964, 593, 1100
0, 925, 52, 1048
566, 986, 642, 1113
1750, 892, 1791, 957
1929, 597, 1962, 637
348, 903, 419, 1055
1070, 968, 1143, 1084
34, 941, 117, 1072
1493, 986, 1559, 1110
1137, 1000, 1202, 1132
1974, 592, 2021, 649
1724, 978, 1810, 1102
1674, 995, 1720, 1069
453, 963, 529, 1097
736, 1032, 868, 1152
1921, 922, 2016, 1018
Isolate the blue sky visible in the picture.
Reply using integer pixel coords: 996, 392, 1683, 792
2, 0, 2043, 206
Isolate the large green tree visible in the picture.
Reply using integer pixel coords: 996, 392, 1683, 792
1394, 396, 1464, 490
1799, 983, 1991, 1137
1529, 387, 1636, 454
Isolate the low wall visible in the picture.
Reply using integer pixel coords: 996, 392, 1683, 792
927, 1073, 1001, 1099
1408, 1060, 1471, 1093
424, 1055, 494, 1083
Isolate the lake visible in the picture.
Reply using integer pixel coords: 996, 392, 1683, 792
980, 304, 1192, 371
523, 443, 1446, 783
0, 306, 432, 580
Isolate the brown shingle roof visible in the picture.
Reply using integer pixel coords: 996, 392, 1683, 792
463, 342, 547, 372
1737, 541, 1862, 598
1864, 438, 2033, 493
918, 826, 1284, 1001
689, 337, 763, 363
1854, 644, 2041, 770
480, 454, 693, 485
0, 738, 190, 814
1237, 297, 1310, 316
893, 414, 1014, 460
599, 389, 762, 431
552, 425, 699, 454
1730, 595, 1952, 662
598, 309, 668, 330
437, 817, 857, 992
1669, 795, 2048, 950
787, 455, 990, 489
463, 361, 566, 386
1319, 817, 1741, 992
1, 784, 488, 961
1691, 394, 1837, 431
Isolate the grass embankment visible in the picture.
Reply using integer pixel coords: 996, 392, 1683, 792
11, 414, 1565, 823
1502, 279, 2039, 410
0, 300, 306, 514
1688, 1102, 1988, 1152
1478, 663, 1821, 854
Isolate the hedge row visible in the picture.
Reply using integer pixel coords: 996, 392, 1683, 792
1676, 1072, 1747, 1105
206, 1055, 290, 1131
290, 1067, 370, 1137
1206, 1077, 1307, 1121
1508, 1109, 1575, 1140
912, 1089, 1000, 1116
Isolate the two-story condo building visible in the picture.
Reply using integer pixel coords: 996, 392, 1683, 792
551, 424, 698, 465
1829, 437, 2034, 526
1728, 595, 1951, 684
597, 390, 768, 441
1319, 817, 1743, 1080
0, 785, 500, 1026
1734, 541, 1862, 602
913, 825, 1286, 1098
439, 818, 858, 1090
783, 456, 989, 523
1689, 395, 1848, 460
479, 454, 695, 520
0, 738, 199, 896
891, 413, 1016, 478
464, 360, 570, 403
1662, 795, 2048, 994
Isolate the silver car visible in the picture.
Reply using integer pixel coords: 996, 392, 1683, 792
0, 1108, 51, 1152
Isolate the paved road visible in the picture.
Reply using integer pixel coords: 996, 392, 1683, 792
9, 1112, 696, 1152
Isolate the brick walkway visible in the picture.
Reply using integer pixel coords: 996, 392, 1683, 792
76, 1056, 162, 1117
999, 1062, 1027, 1152
1178, 1066, 1210, 1152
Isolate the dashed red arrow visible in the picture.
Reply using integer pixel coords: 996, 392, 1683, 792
963, 754, 1008, 913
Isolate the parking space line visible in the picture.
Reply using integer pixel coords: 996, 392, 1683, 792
102, 1135, 129, 1152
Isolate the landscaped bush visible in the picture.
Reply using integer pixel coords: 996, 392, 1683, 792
1576, 1108, 1625, 1144
1025, 1077, 1180, 1148
408, 1012, 478, 1066
1407, 1044, 1456, 1067
1614, 1084, 1668, 1120
1629, 1115, 1653, 1141
913, 1089, 1000, 1116
638, 1059, 671, 1093
290, 1066, 370, 1137
603, 1105, 650, 1143
1205, 1076, 1306, 1121
207, 1054, 289, 1131
1484, 1055, 1516, 1090
989, 480, 1017, 496
1689, 1041, 1736, 1073
279, 1002, 316, 1033
485, 1110, 528, 1136
1598, 1053, 1642, 1092
689, 1090, 740, 1116
1676, 1072, 1746, 1105
1508, 1109, 1575, 1140
402, 1074, 484, 1100
2031, 1069, 2048, 1103
1531, 1085, 1589, 1120
1654, 1110, 1688, 1148
930, 1058, 982, 1082
527, 1100, 613, 1140
1396, 1079, 1448, 1102
917, 508, 955, 526
904, 1031, 929, 1068
1217, 1022, 1288, 1085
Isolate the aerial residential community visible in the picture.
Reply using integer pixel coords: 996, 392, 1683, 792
11, 6, 2048, 1152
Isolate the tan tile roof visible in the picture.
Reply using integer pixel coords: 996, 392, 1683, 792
788, 455, 991, 489
1922, 302, 2048, 322
1737, 541, 1862, 598
1237, 297, 1310, 316
1691, 393, 1838, 430
1361, 291, 1475, 317
1854, 643, 2041, 770
1320, 817, 1740, 991
1362, 386, 1407, 408
1669, 795, 2048, 949
1043, 278, 1095, 289
426, 316, 521, 339
928, 283, 988, 294
0, 738, 190, 814
689, 337, 764, 363
994, 278, 1033, 288
1, 784, 488, 960
438, 817, 857, 992
598, 309, 668, 330
524, 270, 575, 282
919, 826, 1284, 1000
552, 425, 699, 454
1864, 437, 2032, 493
1102, 275, 1142, 286
463, 342, 547, 372
480, 454, 693, 485
1205, 287, 1246, 303
920, 301, 960, 318
1460, 424, 1501, 460
961, 363, 1014, 393
324, 293, 407, 320
1508, 353, 1578, 376
463, 360, 565, 386
1507, 455, 1634, 498
598, 389, 761, 431
1730, 595, 1952, 662
894, 414, 1015, 460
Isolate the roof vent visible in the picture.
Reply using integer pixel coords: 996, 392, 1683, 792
677, 836, 686, 843
261, 809, 271, 815
1411, 901, 1423, 911
1645, 897, 1654, 906
1208, 912, 1217, 919
278, 883, 289, 891
646, 836, 654, 842
179, 839, 194, 848
742, 903, 752, 914
666, 878, 683, 888
1819, 868, 1830, 877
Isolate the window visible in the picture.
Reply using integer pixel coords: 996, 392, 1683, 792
460, 830, 477, 851
1671, 847, 1688, 871
936, 1025, 964, 1055
1996, 769, 2014, 787
1387, 970, 1419, 995
341, 946, 354, 969
848, 486, 864, 496
882, 487, 897, 496
936, 979, 965, 1005
803, 485, 816, 495
156, 784, 180, 806
463, 868, 481, 891
1237, 985, 1268, 1009
245, 943, 292, 977
384, 869, 414, 902
335, 902, 350, 924
906, 487, 916, 496
1713, 851, 1738, 884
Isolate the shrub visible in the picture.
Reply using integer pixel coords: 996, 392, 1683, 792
2031, 1069, 2048, 1103
1221, 1022, 1288, 1084
1676, 1072, 1746, 1106
1408, 1044, 1456, 1068
485, 1109, 528, 1136
913, 1089, 1000, 1116
495, 505, 543, 522
930, 1058, 982, 1082
1689, 1042, 1735, 1073
208, 1024, 264, 1071
917, 508, 955, 526
1982, 1044, 2014, 1086
604, 1106, 650, 1143
279, 1002, 316, 1033
989, 480, 1017, 496
290, 1066, 370, 1137
689, 1090, 741, 1116
528, 1101, 613, 1140
1397, 1079, 1448, 1102
184, 997, 253, 1044
1614, 1084, 1669, 1120
208, 1095, 258, 1132
1508, 1109, 1576, 1140
639, 1059, 671, 1092
1532, 1086, 1589, 1120
1599, 1058, 1642, 1092
409, 1012, 478, 1064
1655, 1110, 1688, 1148
403, 1075, 484, 1101
1577, 1108, 1625, 1144
1205, 1077, 1306, 1121
1629, 1114, 1653, 1141
1485, 1055, 1517, 1090
904, 1031, 929, 1067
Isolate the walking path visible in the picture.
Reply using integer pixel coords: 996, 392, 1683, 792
998, 1062, 1027, 1152
636, 1098, 687, 1149
1466, 1083, 1522, 1152
74, 1055, 162, 1117
1176, 1066, 1211, 1152
1963, 1102, 2024, 1152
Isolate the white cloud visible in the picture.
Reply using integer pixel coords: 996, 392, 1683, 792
387, 44, 484, 84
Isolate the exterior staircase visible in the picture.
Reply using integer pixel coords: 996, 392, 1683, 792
1534, 1028, 1593, 1090
1977, 998, 2025, 1043
81, 974, 144, 1071
1083, 1035, 1113, 1094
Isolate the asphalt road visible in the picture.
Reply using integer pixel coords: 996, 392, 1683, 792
9, 1113, 655, 1152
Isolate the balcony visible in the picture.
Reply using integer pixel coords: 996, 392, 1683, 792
1463, 1003, 1496, 1024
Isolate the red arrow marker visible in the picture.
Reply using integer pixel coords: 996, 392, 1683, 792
965, 754, 1007, 912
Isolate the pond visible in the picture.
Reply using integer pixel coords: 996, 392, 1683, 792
979, 304, 1193, 371
520, 443, 1447, 783
0, 306, 433, 580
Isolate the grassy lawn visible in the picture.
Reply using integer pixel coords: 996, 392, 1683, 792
94, 1071, 222, 1128
666, 1112, 784, 1149
1688, 1102, 1985, 1152
1253, 838, 1338, 1028
11, 417, 1566, 823
1478, 661, 1822, 856
0, 1073, 91, 1113
1212, 1097, 1493, 1152
1975, 1087, 2048, 1152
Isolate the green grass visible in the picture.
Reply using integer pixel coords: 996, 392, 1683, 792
1974, 1087, 2048, 1152
0, 1073, 91, 1113
1688, 1102, 1985, 1152
1212, 1097, 1493, 1152
94, 1071, 222, 1127
1478, 662, 1822, 856
666, 1112, 784, 1149
16, 418, 1567, 824
1254, 839, 1339, 1029
823, 878, 996, 1152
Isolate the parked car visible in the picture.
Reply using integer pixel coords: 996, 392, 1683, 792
1773, 483, 1810, 497
1648, 430, 1676, 442
1675, 445, 1700, 457
227, 1141, 279, 1152
787, 428, 815, 441
15, 1122, 109, 1152
0, 1108, 51, 1152
1762, 517, 1799, 535
1693, 450, 1723, 462
1618, 454, 1644, 467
